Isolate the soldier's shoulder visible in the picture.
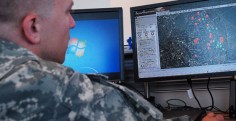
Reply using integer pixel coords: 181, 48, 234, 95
34, 59, 75, 79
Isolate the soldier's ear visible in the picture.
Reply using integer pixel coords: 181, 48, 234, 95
22, 12, 41, 44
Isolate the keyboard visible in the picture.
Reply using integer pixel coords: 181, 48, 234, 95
162, 108, 206, 121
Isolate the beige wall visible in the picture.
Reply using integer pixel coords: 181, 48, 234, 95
72, 0, 110, 9
72, 0, 174, 45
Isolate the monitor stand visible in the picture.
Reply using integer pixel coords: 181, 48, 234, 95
229, 76, 236, 118
144, 82, 150, 99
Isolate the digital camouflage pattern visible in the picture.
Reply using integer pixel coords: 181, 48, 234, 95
0, 39, 192, 121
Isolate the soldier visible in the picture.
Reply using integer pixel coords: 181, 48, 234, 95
0, 0, 224, 121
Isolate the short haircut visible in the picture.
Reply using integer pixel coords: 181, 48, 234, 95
0, 0, 54, 24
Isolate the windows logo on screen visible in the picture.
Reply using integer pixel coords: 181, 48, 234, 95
67, 38, 86, 57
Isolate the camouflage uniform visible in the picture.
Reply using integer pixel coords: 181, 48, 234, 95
0, 39, 191, 121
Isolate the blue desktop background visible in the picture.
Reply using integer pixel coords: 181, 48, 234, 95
63, 19, 120, 74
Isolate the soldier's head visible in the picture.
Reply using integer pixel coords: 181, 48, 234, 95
0, 0, 76, 64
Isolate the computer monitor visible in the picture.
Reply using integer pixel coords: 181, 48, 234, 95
64, 8, 124, 81
130, 0, 236, 81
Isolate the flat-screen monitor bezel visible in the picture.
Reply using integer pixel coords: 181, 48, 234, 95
130, 0, 236, 82
68, 7, 124, 81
